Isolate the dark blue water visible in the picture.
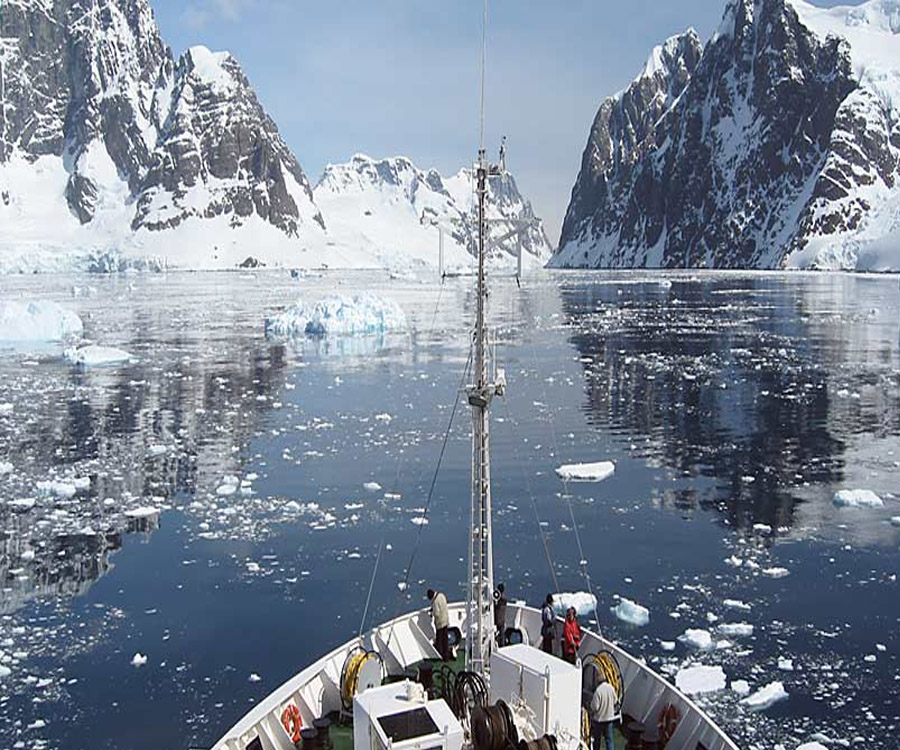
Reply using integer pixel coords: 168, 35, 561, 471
0, 271, 898, 749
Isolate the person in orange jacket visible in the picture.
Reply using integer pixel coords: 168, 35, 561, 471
561, 606, 582, 664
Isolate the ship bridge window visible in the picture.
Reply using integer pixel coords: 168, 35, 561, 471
377, 707, 439, 743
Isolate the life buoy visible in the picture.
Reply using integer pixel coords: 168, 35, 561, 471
281, 703, 302, 744
657, 703, 680, 749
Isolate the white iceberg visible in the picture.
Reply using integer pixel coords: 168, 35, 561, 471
741, 681, 788, 711
0, 300, 83, 342
730, 679, 751, 696
555, 461, 615, 482
675, 665, 726, 695
832, 489, 884, 508
131, 653, 148, 667
265, 293, 407, 337
553, 592, 598, 617
65, 344, 135, 366
678, 628, 714, 651
612, 597, 649, 627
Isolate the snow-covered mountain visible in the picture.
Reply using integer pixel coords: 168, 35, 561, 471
551, 0, 900, 271
0, 0, 324, 272
313, 154, 552, 273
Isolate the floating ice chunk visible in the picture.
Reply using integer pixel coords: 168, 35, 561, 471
725, 556, 743, 567
553, 592, 598, 617
660, 641, 676, 652
248, 673, 262, 682
752, 523, 772, 533
363, 482, 382, 492
216, 476, 240, 496
410, 516, 429, 526
612, 597, 649, 627
37, 480, 77, 499
124, 506, 160, 519
65, 345, 135, 366
265, 293, 408, 337
741, 681, 788, 711
796, 744, 828, 750
374, 413, 393, 422
678, 629, 714, 651
763, 567, 790, 579
864, 654, 877, 663
730, 679, 751, 696
0, 300, 83, 341
0, 664, 10, 678
0, 461, 12, 475
832, 489, 884, 508
555, 461, 615, 482
718, 622, 754, 637
8, 498, 36, 512
890, 517, 900, 527
131, 653, 148, 667
778, 657, 794, 671
675, 665, 726, 695
723, 599, 751, 612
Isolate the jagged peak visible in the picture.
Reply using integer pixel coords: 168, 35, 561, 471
182, 45, 239, 94
640, 29, 703, 79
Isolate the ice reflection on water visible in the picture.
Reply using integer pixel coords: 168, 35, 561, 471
0, 271, 897, 750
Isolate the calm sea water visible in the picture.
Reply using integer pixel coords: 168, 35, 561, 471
0, 270, 898, 750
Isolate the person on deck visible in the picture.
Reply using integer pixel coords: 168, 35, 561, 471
590, 674, 618, 750
562, 606, 582, 664
493, 583, 508, 646
427, 588, 450, 661
540, 594, 555, 654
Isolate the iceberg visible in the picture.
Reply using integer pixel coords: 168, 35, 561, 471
0, 300, 83, 342
675, 665, 726, 695
678, 628, 714, 651
555, 461, 615, 482
553, 592, 598, 617
65, 345, 135, 366
612, 597, 650, 627
832, 489, 884, 508
265, 293, 407, 337
741, 681, 788, 711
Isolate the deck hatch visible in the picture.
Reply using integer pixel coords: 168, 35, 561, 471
376, 707, 439, 742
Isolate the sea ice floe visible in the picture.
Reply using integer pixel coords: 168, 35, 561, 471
730, 679, 751, 696
762, 567, 790, 579
678, 628, 714, 651
265, 293, 408, 337
796, 744, 828, 750
675, 665, 727, 695
363, 482, 382, 492
723, 599, 752, 612
0, 461, 12, 475
553, 592, 598, 617
832, 489, 884, 508
555, 461, 615, 482
611, 597, 649, 627
124, 506, 161, 519
717, 622, 754, 637
131, 653, 147, 667
0, 300, 83, 342
65, 344, 135, 366
778, 657, 795, 671
741, 681, 788, 711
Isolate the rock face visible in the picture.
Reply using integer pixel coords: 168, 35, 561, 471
552, 0, 900, 270
0, 0, 323, 268
313, 154, 553, 270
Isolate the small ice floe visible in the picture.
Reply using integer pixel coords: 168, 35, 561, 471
778, 657, 794, 671
248, 673, 262, 682
832, 489, 884, 508
612, 597, 649, 627
796, 743, 828, 750
0, 300, 83, 341
0, 461, 12, 476
762, 567, 790, 579
8, 498, 36, 512
26, 719, 46, 730
730, 679, 751, 697
890, 517, 900, 528
410, 516, 429, 526
553, 592, 598, 617
864, 654, 877, 663
752, 523, 772, 534
660, 641, 676, 652
216, 476, 240, 496
723, 599, 752, 612
678, 629, 714, 651
675, 665, 726, 695
374, 413, 392, 423
65, 345, 135, 366
717, 622, 753, 638
265, 293, 407, 337
725, 556, 743, 568
363, 482, 382, 492
131, 653, 148, 667
37, 479, 81, 499
124, 506, 160, 520
555, 461, 615, 482
740, 681, 788, 711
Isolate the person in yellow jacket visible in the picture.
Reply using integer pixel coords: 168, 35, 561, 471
427, 588, 450, 660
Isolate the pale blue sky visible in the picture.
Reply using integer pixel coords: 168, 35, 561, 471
150, 0, 857, 244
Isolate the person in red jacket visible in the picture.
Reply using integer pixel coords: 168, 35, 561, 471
561, 606, 582, 664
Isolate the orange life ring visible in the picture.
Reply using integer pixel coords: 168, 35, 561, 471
657, 703, 680, 749
281, 703, 302, 744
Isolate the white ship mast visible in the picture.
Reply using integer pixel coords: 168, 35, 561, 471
465, 0, 505, 680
